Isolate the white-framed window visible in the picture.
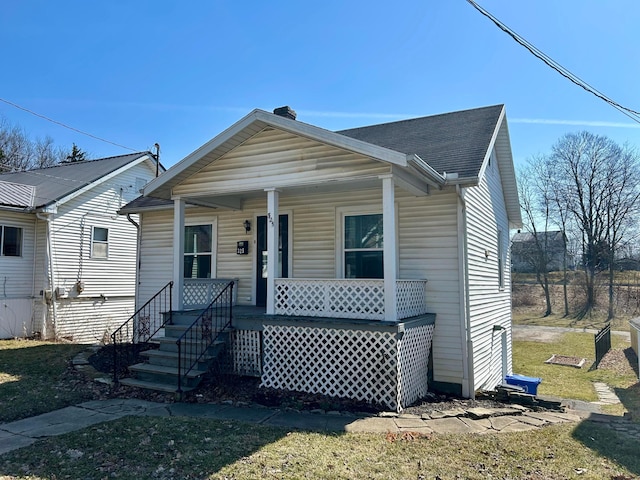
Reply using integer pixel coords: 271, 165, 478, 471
92, 227, 109, 259
497, 228, 504, 290
341, 211, 384, 279
0, 225, 22, 257
184, 224, 213, 278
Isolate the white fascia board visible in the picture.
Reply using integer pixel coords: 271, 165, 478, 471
390, 165, 430, 196
143, 109, 409, 198
475, 105, 505, 184
50, 154, 150, 208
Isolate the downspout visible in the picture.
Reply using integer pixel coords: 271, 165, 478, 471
36, 212, 56, 339
456, 185, 474, 399
126, 213, 141, 308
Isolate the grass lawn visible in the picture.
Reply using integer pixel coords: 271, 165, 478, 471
0, 339, 93, 423
513, 332, 639, 417
512, 311, 631, 331
0, 416, 638, 479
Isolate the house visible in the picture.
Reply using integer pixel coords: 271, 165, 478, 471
511, 230, 570, 273
0, 153, 161, 342
119, 105, 522, 410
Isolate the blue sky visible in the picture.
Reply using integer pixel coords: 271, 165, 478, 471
1, 1, 639, 170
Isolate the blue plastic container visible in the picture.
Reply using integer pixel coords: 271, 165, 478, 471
505, 374, 542, 395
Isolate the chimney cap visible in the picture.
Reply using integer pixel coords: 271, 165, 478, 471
273, 106, 296, 120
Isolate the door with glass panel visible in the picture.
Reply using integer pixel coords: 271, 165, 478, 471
256, 215, 288, 307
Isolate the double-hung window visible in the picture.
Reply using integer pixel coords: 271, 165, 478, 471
92, 227, 109, 258
184, 224, 212, 278
0, 226, 22, 256
344, 213, 384, 279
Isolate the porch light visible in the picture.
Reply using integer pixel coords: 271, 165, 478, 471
243, 220, 251, 234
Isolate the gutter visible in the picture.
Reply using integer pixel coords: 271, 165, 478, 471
126, 213, 141, 308
456, 184, 474, 399
35, 212, 56, 339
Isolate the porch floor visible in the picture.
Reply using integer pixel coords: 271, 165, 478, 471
230, 305, 435, 332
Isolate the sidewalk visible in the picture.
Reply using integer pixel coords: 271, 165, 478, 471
2, 398, 639, 456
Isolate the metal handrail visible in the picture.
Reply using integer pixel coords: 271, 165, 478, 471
176, 280, 234, 395
111, 281, 173, 384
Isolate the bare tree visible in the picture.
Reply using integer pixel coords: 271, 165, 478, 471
0, 116, 71, 171
517, 160, 555, 316
551, 131, 640, 318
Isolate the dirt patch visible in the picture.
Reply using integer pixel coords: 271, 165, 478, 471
512, 327, 563, 343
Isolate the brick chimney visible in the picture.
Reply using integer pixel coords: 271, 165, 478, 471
273, 106, 296, 120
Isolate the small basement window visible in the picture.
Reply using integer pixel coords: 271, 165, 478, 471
92, 227, 109, 259
1, 226, 22, 256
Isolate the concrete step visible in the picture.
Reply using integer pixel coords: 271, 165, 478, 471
119, 377, 194, 394
163, 324, 231, 340
141, 349, 214, 368
129, 362, 208, 378
156, 336, 226, 354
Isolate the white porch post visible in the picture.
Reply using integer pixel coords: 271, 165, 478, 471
173, 197, 185, 310
265, 188, 280, 314
382, 175, 398, 321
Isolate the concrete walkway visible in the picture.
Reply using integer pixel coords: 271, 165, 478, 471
2, 398, 639, 456
512, 324, 631, 342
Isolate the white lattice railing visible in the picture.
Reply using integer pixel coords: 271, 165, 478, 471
396, 280, 429, 319
274, 278, 428, 320
183, 278, 238, 308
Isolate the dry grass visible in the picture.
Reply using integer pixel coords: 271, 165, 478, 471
0, 416, 638, 479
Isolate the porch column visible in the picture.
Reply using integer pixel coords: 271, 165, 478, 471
382, 175, 398, 321
265, 188, 280, 314
173, 197, 185, 310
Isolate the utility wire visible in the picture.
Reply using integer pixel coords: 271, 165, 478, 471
466, 0, 640, 124
0, 97, 139, 151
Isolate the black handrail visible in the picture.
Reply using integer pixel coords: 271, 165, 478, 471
111, 281, 173, 384
176, 280, 234, 395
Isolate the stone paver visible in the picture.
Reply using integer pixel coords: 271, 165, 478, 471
345, 417, 398, 434
395, 417, 429, 429
592, 382, 621, 405
499, 422, 539, 433
522, 412, 569, 424
424, 417, 486, 434
489, 415, 519, 431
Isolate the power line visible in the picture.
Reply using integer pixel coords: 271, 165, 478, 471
466, 0, 640, 124
0, 97, 139, 151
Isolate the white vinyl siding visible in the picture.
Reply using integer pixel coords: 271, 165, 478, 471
173, 128, 390, 196
464, 148, 513, 392
0, 211, 36, 338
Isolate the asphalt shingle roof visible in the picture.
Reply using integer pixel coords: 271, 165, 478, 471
338, 104, 504, 179
0, 153, 149, 209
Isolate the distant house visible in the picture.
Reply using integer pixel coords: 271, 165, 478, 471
511, 230, 570, 273
0, 153, 161, 342
120, 105, 522, 410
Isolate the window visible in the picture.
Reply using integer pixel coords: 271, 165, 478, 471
92, 227, 109, 258
497, 229, 504, 289
1, 226, 22, 256
184, 224, 212, 278
344, 213, 383, 279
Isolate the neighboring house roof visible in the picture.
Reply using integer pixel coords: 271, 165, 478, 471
512, 231, 564, 244
338, 105, 504, 180
0, 180, 35, 209
0, 152, 160, 212
134, 105, 521, 226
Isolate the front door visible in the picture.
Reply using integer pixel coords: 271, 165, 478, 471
256, 214, 289, 307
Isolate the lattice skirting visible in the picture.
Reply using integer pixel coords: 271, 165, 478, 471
397, 324, 435, 409
261, 325, 398, 409
229, 330, 262, 377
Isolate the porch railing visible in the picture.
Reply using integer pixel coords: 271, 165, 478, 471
274, 278, 428, 320
111, 281, 173, 384
176, 280, 234, 395
183, 278, 238, 308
